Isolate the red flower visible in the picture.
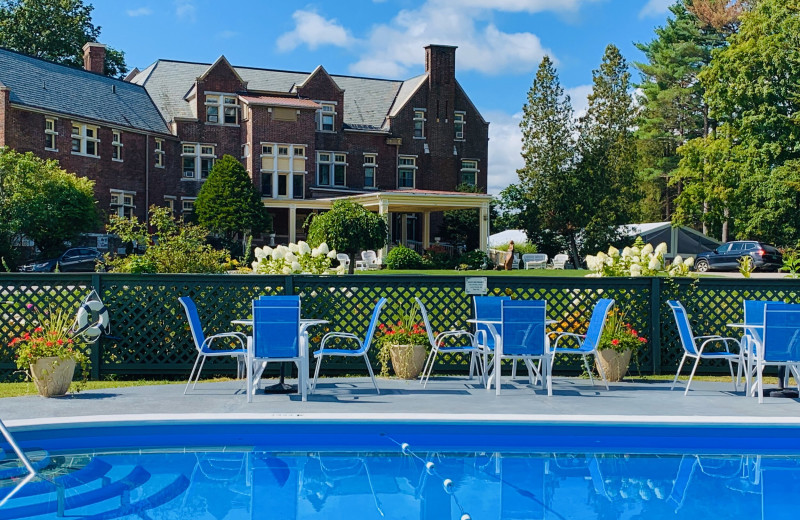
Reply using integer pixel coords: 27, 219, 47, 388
56, 339, 63, 345
34, 327, 43, 333
639, 337, 647, 343
611, 339, 619, 346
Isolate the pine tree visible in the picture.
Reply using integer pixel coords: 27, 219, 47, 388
194, 155, 271, 254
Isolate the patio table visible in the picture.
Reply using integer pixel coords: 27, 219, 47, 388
727, 323, 796, 398
232, 318, 328, 393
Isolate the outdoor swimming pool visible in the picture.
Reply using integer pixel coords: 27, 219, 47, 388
2, 420, 800, 519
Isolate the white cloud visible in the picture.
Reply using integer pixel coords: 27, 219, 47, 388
565, 84, 592, 121
435, 0, 600, 13
349, 3, 554, 77
175, 1, 196, 21
277, 10, 356, 52
216, 30, 239, 39
485, 110, 524, 195
126, 7, 152, 17
639, 0, 672, 18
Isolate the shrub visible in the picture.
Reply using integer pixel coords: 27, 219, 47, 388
458, 249, 492, 270
385, 245, 424, 270
494, 241, 538, 255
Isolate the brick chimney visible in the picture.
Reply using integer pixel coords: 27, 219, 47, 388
82, 42, 106, 74
425, 44, 457, 86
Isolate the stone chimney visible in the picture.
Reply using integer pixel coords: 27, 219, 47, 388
425, 44, 457, 86
82, 42, 106, 74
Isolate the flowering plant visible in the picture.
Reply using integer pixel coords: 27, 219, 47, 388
375, 304, 429, 376
585, 237, 694, 277
8, 305, 89, 389
597, 310, 647, 353
251, 241, 339, 274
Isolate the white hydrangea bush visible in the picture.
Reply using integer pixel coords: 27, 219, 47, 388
585, 238, 694, 277
251, 241, 342, 274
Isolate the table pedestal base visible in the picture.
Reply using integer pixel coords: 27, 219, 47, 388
765, 388, 799, 398
262, 382, 297, 394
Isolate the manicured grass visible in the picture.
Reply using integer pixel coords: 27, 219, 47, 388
358, 268, 592, 276
0, 378, 233, 398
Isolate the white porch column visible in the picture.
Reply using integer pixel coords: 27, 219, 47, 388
289, 204, 297, 244
422, 211, 431, 249
479, 202, 490, 253
378, 199, 390, 261
400, 214, 408, 246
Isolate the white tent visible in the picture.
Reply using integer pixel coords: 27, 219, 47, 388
489, 229, 528, 247
620, 222, 721, 259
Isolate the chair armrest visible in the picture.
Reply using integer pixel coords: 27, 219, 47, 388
698, 336, 741, 354
320, 332, 363, 350
434, 330, 476, 348
203, 332, 247, 351
552, 332, 586, 349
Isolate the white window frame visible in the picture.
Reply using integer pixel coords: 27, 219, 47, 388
182, 198, 196, 213
413, 109, 426, 139
260, 142, 306, 200
45, 117, 58, 151
164, 195, 176, 214
155, 138, 165, 168
316, 102, 337, 132
205, 93, 239, 125
71, 123, 100, 157
397, 155, 417, 189
460, 159, 479, 186
181, 143, 216, 180
363, 153, 377, 188
110, 189, 135, 219
454, 111, 466, 140
316, 151, 347, 187
112, 130, 123, 162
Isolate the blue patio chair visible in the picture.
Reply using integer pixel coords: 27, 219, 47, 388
741, 300, 774, 392
248, 296, 306, 402
667, 300, 740, 395
416, 297, 479, 387
550, 298, 615, 390
473, 295, 510, 378
311, 297, 387, 394
491, 299, 552, 396
754, 302, 800, 403
179, 296, 247, 395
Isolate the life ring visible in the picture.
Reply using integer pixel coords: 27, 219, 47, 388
74, 299, 110, 340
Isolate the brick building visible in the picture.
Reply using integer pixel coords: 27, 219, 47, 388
0, 43, 492, 255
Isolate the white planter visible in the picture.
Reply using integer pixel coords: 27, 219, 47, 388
30, 356, 76, 397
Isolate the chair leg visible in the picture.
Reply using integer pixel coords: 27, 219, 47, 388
298, 359, 307, 402
511, 359, 517, 379
246, 357, 253, 403
312, 354, 324, 393
364, 353, 380, 394
757, 362, 765, 404
684, 357, 702, 396
192, 356, 208, 390
421, 348, 439, 388
592, 353, 610, 391
671, 354, 688, 390
582, 355, 595, 387
184, 354, 203, 395
727, 358, 738, 392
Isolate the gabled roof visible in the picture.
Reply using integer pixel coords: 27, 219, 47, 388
295, 65, 343, 92
388, 74, 428, 118
129, 59, 417, 131
0, 47, 170, 134
239, 95, 320, 109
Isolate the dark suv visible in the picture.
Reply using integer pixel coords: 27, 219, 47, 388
19, 248, 104, 272
694, 241, 782, 272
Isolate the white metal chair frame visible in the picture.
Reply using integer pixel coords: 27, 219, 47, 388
416, 297, 480, 387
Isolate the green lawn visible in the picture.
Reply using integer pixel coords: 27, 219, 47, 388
358, 268, 592, 276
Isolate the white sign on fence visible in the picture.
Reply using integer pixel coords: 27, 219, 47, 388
464, 277, 488, 295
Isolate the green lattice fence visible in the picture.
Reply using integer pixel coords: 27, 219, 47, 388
2, 273, 800, 381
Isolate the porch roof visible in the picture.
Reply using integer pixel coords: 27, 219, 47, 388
261, 189, 492, 213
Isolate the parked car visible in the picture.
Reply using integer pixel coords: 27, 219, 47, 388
19, 248, 104, 272
693, 241, 782, 272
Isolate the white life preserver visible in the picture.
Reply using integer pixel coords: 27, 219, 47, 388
74, 299, 110, 340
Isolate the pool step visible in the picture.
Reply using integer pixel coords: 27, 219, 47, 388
0, 450, 51, 481
0, 458, 112, 502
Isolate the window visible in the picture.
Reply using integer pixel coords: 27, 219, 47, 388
363, 154, 377, 188
164, 196, 175, 213
316, 103, 336, 131
181, 143, 215, 179
413, 109, 426, 139
71, 123, 99, 157
260, 143, 306, 198
460, 159, 478, 186
182, 198, 195, 213
110, 190, 135, 218
205, 94, 238, 124
155, 138, 165, 168
454, 112, 466, 140
317, 152, 346, 187
398, 156, 416, 189
112, 130, 123, 161
45, 118, 57, 150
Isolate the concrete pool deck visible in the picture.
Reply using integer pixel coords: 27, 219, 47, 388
3, 376, 799, 428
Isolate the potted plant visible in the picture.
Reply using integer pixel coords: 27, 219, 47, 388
376, 304, 429, 379
595, 309, 647, 382
8, 305, 89, 397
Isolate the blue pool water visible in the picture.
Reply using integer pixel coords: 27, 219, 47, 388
2, 421, 800, 519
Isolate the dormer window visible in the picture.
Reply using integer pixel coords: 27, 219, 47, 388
205, 93, 238, 125
316, 103, 336, 132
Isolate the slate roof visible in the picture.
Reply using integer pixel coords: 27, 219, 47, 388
238, 95, 320, 109
130, 59, 429, 131
0, 47, 170, 134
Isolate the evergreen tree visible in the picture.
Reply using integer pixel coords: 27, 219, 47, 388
194, 155, 271, 255
574, 44, 639, 255
0, 0, 127, 77
516, 56, 579, 264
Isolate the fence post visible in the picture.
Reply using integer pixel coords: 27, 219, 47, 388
650, 277, 662, 375
284, 275, 294, 296
90, 273, 102, 380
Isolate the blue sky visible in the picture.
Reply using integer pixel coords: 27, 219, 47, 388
92, 0, 673, 194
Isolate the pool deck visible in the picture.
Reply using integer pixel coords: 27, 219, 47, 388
3, 375, 799, 429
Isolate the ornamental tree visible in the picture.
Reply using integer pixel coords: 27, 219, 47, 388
306, 200, 387, 274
